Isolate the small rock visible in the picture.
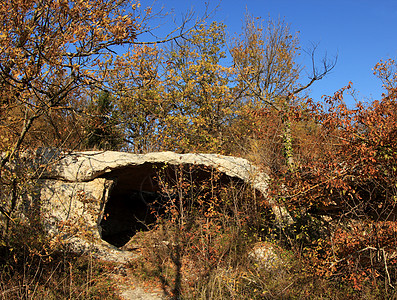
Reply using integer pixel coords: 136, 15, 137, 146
248, 242, 283, 271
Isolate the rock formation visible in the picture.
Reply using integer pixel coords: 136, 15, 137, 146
33, 150, 291, 261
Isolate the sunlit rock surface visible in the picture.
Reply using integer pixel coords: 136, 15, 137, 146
35, 150, 291, 261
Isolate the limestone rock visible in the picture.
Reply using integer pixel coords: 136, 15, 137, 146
42, 151, 291, 220
43, 151, 266, 183
33, 150, 291, 261
39, 178, 110, 239
248, 242, 284, 271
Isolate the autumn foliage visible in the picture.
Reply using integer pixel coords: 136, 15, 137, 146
1, 0, 397, 298
269, 82, 397, 294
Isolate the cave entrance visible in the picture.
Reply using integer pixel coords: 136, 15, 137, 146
98, 163, 244, 248
99, 163, 165, 248
100, 189, 161, 248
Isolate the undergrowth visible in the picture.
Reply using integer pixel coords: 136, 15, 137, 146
0, 250, 120, 299
0, 197, 120, 299
123, 164, 397, 299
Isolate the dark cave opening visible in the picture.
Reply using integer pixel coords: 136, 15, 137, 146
98, 162, 245, 248
99, 163, 162, 248
100, 189, 160, 248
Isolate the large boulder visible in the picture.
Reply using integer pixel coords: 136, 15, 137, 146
34, 150, 291, 261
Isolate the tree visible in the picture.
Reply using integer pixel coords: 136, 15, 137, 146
373, 58, 397, 96
0, 0, 209, 163
231, 15, 300, 108
84, 90, 124, 150
107, 21, 238, 153
279, 79, 397, 290
109, 45, 169, 153
0, 0, 210, 267
231, 14, 336, 171
0, 0, 138, 163
160, 21, 237, 152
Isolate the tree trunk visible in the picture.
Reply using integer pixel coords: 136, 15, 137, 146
283, 117, 295, 172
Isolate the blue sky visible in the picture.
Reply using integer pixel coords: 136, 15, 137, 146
138, 0, 397, 105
